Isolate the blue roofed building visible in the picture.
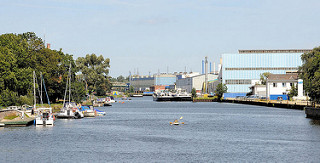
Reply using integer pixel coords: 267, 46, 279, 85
222, 49, 312, 99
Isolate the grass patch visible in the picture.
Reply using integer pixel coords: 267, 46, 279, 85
4, 115, 19, 120
24, 113, 30, 118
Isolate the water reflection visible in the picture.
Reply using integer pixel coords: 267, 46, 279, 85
309, 119, 320, 125
35, 125, 54, 130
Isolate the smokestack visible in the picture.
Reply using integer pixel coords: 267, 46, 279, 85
46, 43, 51, 49
218, 57, 222, 73
205, 56, 208, 94
202, 60, 204, 74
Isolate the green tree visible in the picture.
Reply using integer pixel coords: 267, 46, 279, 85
260, 72, 271, 85
117, 75, 125, 82
288, 84, 298, 100
191, 88, 197, 98
76, 54, 111, 95
215, 83, 227, 101
72, 80, 86, 103
0, 89, 18, 107
0, 32, 78, 106
299, 46, 320, 103
129, 85, 134, 93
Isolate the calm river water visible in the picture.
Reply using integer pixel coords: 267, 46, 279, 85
1, 96, 320, 162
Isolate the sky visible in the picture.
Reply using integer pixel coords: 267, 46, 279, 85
1, 0, 320, 77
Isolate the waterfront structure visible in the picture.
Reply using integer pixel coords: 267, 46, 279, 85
266, 73, 299, 100
222, 49, 312, 98
208, 65, 222, 94
130, 75, 154, 91
176, 74, 218, 93
130, 73, 183, 91
154, 73, 176, 86
249, 84, 266, 97
111, 82, 128, 92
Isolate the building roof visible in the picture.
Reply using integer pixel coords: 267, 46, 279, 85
267, 73, 298, 81
238, 49, 312, 54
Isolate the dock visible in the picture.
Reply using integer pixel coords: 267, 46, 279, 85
1, 118, 35, 127
0, 109, 35, 127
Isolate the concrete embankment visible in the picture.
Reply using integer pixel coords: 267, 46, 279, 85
223, 99, 308, 110
305, 107, 320, 119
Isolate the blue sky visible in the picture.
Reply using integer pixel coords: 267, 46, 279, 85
1, 0, 320, 77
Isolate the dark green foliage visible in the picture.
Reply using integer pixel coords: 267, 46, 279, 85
191, 88, 197, 98
299, 46, 320, 103
260, 72, 271, 85
129, 85, 134, 93
288, 84, 298, 100
215, 83, 227, 101
18, 95, 33, 106
72, 80, 86, 103
76, 54, 111, 95
0, 32, 85, 106
0, 89, 18, 107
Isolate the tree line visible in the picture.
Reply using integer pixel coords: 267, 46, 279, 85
0, 32, 111, 107
299, 46, 320, 104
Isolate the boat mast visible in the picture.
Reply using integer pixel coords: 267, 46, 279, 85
33, 71, 36, 110
40, 72, 43, 106
63, 66, 69, 107
68, 63, 71, 103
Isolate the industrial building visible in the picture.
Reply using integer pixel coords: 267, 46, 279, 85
176, 73, 218, 93
222, 49, 312, 98
130, 73, 182, 91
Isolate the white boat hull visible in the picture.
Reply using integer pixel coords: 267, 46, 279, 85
36, 118, 54, 125
55, 110, 75, 119
83, 111, 95, 117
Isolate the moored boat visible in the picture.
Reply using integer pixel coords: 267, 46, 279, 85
35, 108, 54, 125
55, 63, 84, 119
104, 101, 112, 106
95, 109, 106, 116
79, 105, 96, 117
153, 89, 192, 101
55, 102, 84, 119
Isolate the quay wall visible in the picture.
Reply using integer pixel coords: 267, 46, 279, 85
193, 99, 216, 102
305, 107, 320, 119
223, 99, 306, 110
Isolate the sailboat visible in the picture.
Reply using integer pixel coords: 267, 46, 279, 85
55, 63, 84, 119
34, 72, 54, 126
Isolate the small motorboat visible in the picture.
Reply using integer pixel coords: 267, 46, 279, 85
104, 102, 112, 106
36, 108, 54, 125
79, 105, 95, 117
95, 109, 106, 116
170, 119, 184, 125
